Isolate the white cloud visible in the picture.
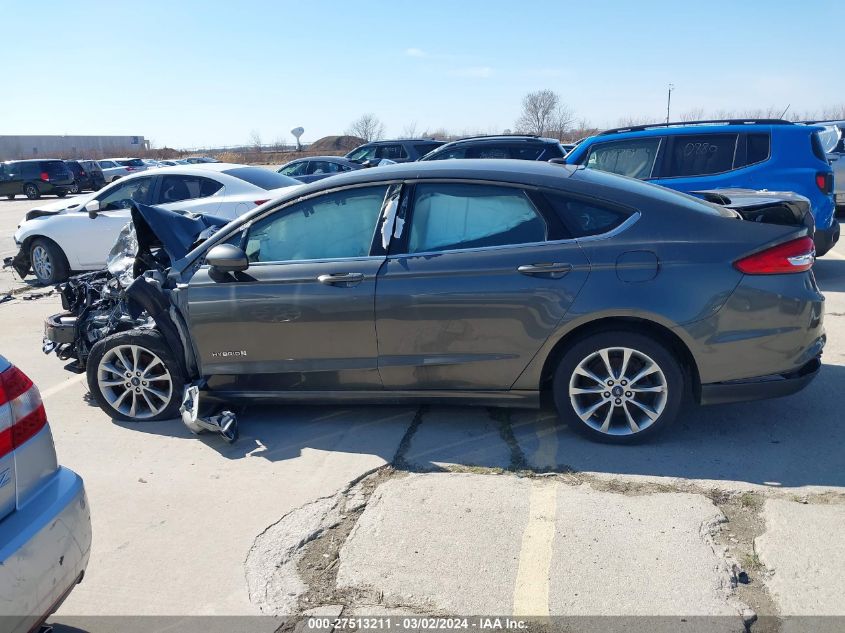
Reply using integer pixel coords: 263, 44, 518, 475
449, 66, 494, 78
405, 48, 427, 58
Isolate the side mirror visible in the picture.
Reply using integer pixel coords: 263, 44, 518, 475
361, 159, 377, 168
85, 199, 101, 218
206, 244, 249, 273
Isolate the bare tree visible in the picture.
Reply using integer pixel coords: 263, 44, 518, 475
347, 114, 385, 142
249, 129, 262, 151
679, 108, 705, 122
516, 89, 562, 136
546, 105, 574, 140
401, 121, 419, 138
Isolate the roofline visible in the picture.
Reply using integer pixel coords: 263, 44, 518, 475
597, 119, 794, 136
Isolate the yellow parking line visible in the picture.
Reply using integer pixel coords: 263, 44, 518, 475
512, 480, 558, 616
40, 373, 85, 398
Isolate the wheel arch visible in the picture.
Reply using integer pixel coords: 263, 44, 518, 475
536, 316, 702, 403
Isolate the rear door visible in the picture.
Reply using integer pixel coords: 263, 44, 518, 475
375, 181, 590, 390
186, 184, 392, 392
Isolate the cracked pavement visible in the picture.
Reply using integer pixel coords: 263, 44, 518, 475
0, 197, 842, 630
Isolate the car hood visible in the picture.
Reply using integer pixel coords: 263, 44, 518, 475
24, 192, 97, 220
132, 203, 230, 263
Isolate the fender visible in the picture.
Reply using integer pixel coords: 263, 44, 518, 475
125, 276, 188, 378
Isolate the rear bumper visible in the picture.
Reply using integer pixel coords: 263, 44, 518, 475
814, 218, 840, 256
700, 353, 822, 406
0, 467, 91, 633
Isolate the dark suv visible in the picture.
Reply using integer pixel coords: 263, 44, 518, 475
346, 139, 445, 163
419, 135, 567, 162
65, 160, 106, 193
0, 159, 74, 200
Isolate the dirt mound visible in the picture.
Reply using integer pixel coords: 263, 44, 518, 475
309, 135, 365, 153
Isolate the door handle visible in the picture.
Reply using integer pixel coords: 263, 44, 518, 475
317, 272, 365, 285
517, 263, 572, 277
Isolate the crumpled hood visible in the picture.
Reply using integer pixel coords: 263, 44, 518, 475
131, 203, 230, 263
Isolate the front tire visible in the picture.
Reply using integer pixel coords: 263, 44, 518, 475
87, 330, 184, 422
552, 330, 685, 444
29, 238, 70, 284
24, 183, 40, 200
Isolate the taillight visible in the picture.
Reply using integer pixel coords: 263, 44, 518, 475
40, 171, 49, 182
0, 365, 47, 457
734, 236, 816, 275
80, 170, 87, 177
254, 199, 270, 205
816, 172, 833, 194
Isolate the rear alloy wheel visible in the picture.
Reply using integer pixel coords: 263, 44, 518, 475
24, 183, 40, 200
553, 331, 684, 443
69, 183, 80, 194
87, 330, 184, 422
30, 238, 70, 285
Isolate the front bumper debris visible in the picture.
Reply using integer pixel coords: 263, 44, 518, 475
180, 384, 239, 444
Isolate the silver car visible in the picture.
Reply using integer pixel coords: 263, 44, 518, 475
0, 355, 91, 633
97, 157, 148, 183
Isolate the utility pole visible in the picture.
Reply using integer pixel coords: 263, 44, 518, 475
666, 83, 675, 124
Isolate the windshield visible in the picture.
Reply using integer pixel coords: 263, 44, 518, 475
117, 158, 145, 167
222, 167, 300, 190
346, 146, 377, 161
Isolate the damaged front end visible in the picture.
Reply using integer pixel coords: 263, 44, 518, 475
43, 203, 238, 440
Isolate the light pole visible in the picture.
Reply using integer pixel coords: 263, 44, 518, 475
666, 83, 675, 124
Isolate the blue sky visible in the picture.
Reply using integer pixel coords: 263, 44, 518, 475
1, 0, 841, 148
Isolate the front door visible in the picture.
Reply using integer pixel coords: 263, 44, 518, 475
186, 184, 391, 392
375, 182, 590, 390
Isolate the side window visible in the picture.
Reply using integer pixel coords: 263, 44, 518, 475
99, 161, 115, 169
279, 162, 308, 177
544, 194, 631, 238
430, 147, 466, 160
664, 134, 738, 177
414, 144, 439, 156
308, 161, 342, 175
376, 145, 408, 160
746, 134, 771, 166
245, 185, 388, 263
586, 138, 661, 179
407, 183, 546, 254
98, 177, 153, 210
347, 146, 376, 161
158, 175, 223, 203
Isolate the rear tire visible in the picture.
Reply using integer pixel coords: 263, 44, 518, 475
87, 330, 185, 422
29, 237, 70, 285
552, 330, 685, 444
56, 191, 67, 198
70, 183, 80, 194
24, 183, 40, 200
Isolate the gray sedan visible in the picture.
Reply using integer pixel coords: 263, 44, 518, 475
277, 156, 361, 183
51, 160, 824, 443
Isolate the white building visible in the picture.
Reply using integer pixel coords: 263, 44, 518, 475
0, 135, 149, 160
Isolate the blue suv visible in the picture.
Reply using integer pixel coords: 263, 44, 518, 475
565, 119, 839, 255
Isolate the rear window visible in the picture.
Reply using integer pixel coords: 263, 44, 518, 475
541, 143, 565, 159
42, 161, 70, 178
414, 143, 443, 155
664, 134, 738, 177
465, 144, 546, 160
810, 132, 828, 161
746, 134, 771, 165
222, 167, 300, 190
117, 158, 145, 167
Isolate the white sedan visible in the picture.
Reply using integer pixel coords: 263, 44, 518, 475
12, 163, 302, 284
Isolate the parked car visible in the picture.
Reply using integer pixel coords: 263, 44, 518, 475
419, 135, 567, 162
346, 139, 445, 164
65, 160, 105, 193
44, 160, 823, 444
0, 160, 74, 200
184, 156, 220, 164
97, 158, 148, 183
141, 159, 163, 169
0, 355, 91, 633
564, 119, 840, 256
10, 164, 301, 284
78, 160, 107, 191
277, 156, 362, 183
